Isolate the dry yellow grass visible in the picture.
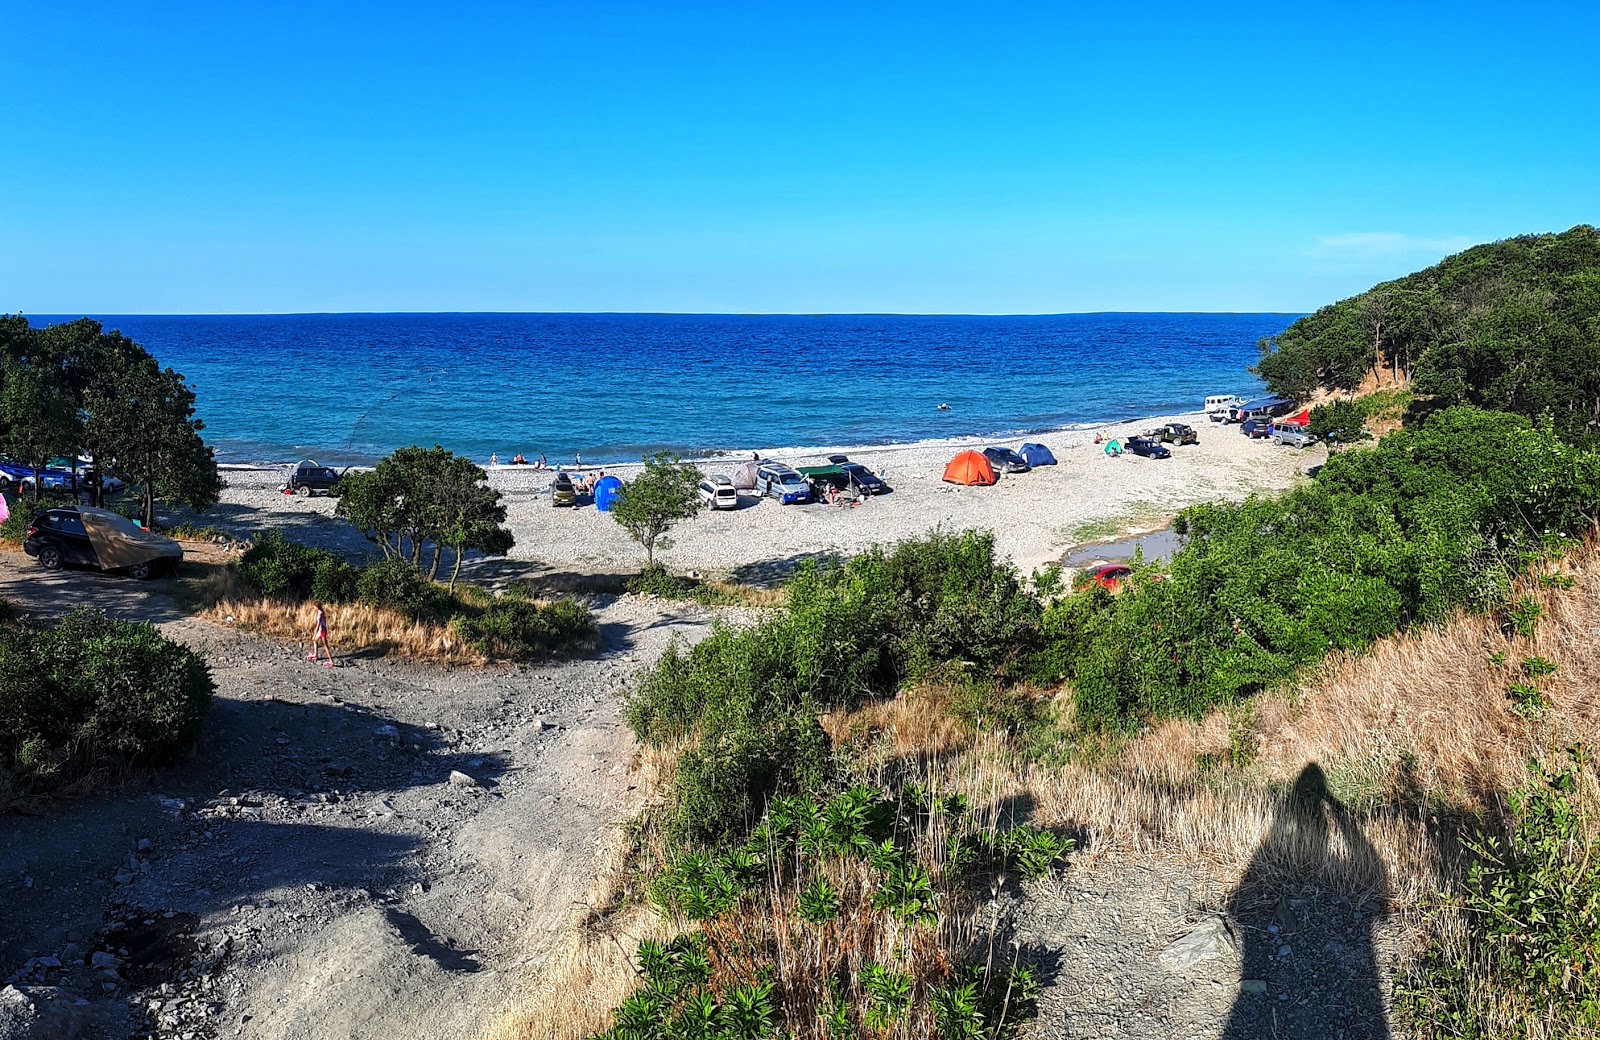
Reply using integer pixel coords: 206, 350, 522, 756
191, 565, 490, 664
494, 550, 1600, 1040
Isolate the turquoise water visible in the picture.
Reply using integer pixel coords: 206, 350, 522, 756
36, 312, 1295, 465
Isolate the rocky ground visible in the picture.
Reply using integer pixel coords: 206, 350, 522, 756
0, 558, 712, 1040
1010, 863, 1401, 1040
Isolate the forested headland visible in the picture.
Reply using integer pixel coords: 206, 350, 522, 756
1255, 224, 1600, 440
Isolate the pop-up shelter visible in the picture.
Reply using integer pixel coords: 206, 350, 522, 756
1019, 443, 1057, 466
942, 450, 997, 486
731, 462, 760, 490
593, 475, 624, 512
1276, 408, 1312, 428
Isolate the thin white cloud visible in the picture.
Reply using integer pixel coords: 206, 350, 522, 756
1311, 232, 1474, 259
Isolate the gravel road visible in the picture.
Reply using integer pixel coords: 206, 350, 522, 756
0, 557, 712, 1040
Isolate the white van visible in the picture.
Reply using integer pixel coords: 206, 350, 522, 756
1204, 394, 1243, 422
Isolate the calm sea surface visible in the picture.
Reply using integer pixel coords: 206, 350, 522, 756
36, 313, 1297, 465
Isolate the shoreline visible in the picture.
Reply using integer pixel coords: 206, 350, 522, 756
214, 409, 1221, 476
208, 410, 1316, 583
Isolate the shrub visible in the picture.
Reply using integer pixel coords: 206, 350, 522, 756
1044, 408, 1600, 729
628, 530, 1039, 847
449, 596, 596, 661
1399, 752, 1600, 1037
310, 556, 359, 604
236, 530, 337, 598
354, 558, 453, 621
0, 608, 212, 797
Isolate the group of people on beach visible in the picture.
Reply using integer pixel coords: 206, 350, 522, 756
490, 452, 550, 468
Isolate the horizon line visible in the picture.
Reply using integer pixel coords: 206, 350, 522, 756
19, 308, 1307, 319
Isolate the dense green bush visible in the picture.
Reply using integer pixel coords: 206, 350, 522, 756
0, 608, 212, 798
354, 558, 454, 621
310, 556, 359, 604
1254, 225, 1600, 442
448, 595, 596, 661
236, 530, 342, 598
628, 530, 1039, 846
1041, 408, 1600, 729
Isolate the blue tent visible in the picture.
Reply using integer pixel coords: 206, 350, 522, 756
594, 475, 624, 512
1019, 442, 1057, 466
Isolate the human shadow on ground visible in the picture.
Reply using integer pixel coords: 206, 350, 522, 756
1221, 763, 1391, 1040
383, 907, 482, 973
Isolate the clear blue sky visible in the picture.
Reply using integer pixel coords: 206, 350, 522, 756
3, 1, 1595, 314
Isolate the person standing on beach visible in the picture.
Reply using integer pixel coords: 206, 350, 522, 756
307, 602, 335, 668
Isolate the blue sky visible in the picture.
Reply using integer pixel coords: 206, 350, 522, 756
3, 2, 1595, 314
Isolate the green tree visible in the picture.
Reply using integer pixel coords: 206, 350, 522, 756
431, 453, 513, 586
82, 350, 222, 529
336, 445, 513, 581
611, 452, 702, 569
0, 356, 79, 500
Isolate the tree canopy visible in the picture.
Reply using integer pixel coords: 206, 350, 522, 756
336, 445, 512, 584
1254, 225, 1600, 440
0, 316, 220, 525
611, 452, 703, 569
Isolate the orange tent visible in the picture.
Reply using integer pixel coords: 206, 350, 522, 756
942, 450, 997, 486
1278, 408, 1312, 428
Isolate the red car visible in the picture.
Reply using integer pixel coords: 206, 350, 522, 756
1076, 563, 1134, 593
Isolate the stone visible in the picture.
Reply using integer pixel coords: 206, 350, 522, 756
91, 951, 123, 970
137, 837, 153, 852
1240, 979, 1268, 995
35, 956, 60, 970
448, 770, 480, 789
1158, 917, 1237, 972
375, 724, 399, 738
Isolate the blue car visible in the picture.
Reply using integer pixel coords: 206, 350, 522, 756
756, 463, 812, 504
1125, 436, 1172, 459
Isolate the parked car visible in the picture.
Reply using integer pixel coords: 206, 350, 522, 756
1075, 563, 1134, 594
697, 475, 739, 510
757, 463, 812, 504
839, 461, 889, 495
1125, 436, 1171, 459
1272, 426, 1317, 448
23, 506, 183, 579
1241, 417, 1275, 439
982, 447, 1031, 474
282, 460, 345, 497
1151, 423, 1198, 445
1204, 394, 1244, 422
550, 472, 586, 507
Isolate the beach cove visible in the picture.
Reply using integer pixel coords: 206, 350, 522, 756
208, 411, 1315, 581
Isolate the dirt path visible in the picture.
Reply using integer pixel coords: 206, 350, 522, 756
0, 557, 708, 1040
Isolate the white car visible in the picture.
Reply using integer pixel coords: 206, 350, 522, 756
1205, 394, 1243, 423
697, 475, 739, 510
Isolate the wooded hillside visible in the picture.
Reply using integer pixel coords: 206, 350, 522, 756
1254, 225, 1600, 440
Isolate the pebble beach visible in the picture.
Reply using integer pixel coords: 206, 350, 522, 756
210, 411, 1316, 581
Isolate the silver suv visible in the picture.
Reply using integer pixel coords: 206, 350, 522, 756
1271, 427, 1316, 449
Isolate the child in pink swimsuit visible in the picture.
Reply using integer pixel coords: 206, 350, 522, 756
307, 602, 335, 667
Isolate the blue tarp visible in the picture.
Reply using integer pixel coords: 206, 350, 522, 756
1019, 442, 1057, 466
594, 475, 624, 512
1240, 396, 1292, 412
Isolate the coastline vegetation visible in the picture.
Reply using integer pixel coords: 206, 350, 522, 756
1254, 224, 1600, 442
529, 398, 1600, 1038
0, 316, 221, 527
0, 607, 213, 809
209, 531, 596, 663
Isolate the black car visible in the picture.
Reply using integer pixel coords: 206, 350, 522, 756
23, 506, 184, 579
1240, 417, 1274, 439
982, 447, 1031, 474
1152, 423, 1198, 446
283, 460, 345, 497
838, 461, 889, 494
1125, 436, 1172, 459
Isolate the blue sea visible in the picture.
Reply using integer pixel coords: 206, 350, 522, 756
36, 313, 1297, 466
